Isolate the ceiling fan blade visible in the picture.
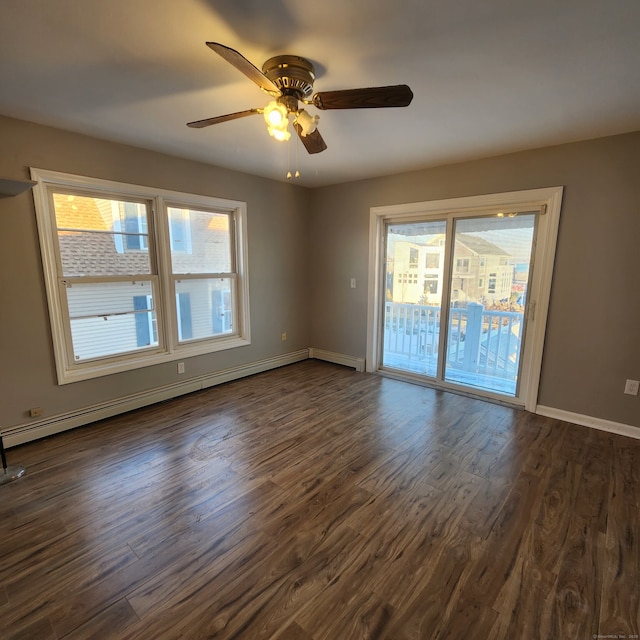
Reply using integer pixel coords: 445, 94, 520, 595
312, 84, 413, 110
187, 109, 261, 128
206, 42, 281, 95
293, 123, 328, 154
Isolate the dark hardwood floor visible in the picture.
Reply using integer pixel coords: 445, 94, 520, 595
1, 360, 638, 639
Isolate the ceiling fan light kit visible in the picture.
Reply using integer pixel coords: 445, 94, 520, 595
294, 109, 319, 136
187, 42, 414, 158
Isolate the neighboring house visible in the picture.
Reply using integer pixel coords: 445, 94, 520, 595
390, 234, 514, 306
450, 234, 514, 304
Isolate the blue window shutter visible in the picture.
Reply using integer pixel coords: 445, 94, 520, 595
212, 290, 223, 333
124, 203, 140, 250
113, 216, 124, 253
178, 293, 192, 340
134, 295, 150, 346
170, 215, 185, 251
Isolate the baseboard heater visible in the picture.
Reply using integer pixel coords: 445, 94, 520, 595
3, 348, 367, 448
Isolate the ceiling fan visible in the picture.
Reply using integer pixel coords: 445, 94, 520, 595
187, 42, 414, 154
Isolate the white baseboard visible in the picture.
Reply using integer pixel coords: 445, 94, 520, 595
309, 348, 365, 372
2, 350, 310, 448
536, 405, 640, 440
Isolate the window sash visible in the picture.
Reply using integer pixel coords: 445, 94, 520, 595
173, 275, 237, 344
58, 276, 164, 363
166, 204, 235, 275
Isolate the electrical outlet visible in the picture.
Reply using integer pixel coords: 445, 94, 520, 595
177, 362, 185, 375
624, 379, 639, 396
281, 332, 287, 341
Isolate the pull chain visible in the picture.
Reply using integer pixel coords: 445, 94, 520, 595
286, 122, 301, 180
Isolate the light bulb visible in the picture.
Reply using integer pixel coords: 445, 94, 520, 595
268, 110, 284, 126
264, 101, 288, 127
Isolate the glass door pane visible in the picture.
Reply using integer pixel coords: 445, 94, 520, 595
444, 213, 537, 396
382, 220, 447, 376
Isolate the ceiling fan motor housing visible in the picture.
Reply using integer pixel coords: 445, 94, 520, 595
262, 55, 316, 99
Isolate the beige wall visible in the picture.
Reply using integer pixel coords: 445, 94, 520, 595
309, 132, 640, 428
0, 115, 311, 429
1, 114, 638, 436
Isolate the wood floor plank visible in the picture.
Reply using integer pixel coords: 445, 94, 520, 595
547, 514, 604, 639
46, 482, 283, 636
489, 528, 558, 639
433, 596, 499, 640
573, 438, 613, 534
488, 454, 586, 638
354, 440, 448, 501
211, 525, 370, 640
122, 532, 281, 638
455, 470, 546, 608
273, 622, 315, 640
62, 598, 139, 640
611, 437, 640, 506
301, 589, 393, 640
530, 457, 583, 574
379, 521, 486, 639
0, 516, 69, 578
0, 360, 637, 639
125, 507, 280, 620
5, 540, 138, 612
2, 614, 57, 640
351, 472, 481, 612
599, 500, 640, 635
123, 524, 367, 639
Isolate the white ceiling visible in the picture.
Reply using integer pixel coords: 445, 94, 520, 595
1, 0, 639, 187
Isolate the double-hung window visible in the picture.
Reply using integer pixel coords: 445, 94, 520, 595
31, 169, 250, 384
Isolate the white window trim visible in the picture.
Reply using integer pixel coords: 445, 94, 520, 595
31, 168, 251, 385
367, 186, 563, 412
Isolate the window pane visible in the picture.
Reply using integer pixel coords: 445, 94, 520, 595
382, 220, 447, 377
168, 207, 232, 274
445, 214, 536, 395
175, 278, 235, 342
53, 193, 151, 276
66, 280, 158, 361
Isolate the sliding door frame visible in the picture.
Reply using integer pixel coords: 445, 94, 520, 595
366, 186, 563, 412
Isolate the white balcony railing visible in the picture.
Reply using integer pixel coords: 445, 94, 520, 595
383, 302, 524, 394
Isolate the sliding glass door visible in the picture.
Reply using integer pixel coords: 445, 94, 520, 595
382, 212, 536, 399
372, 188, 562, 409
